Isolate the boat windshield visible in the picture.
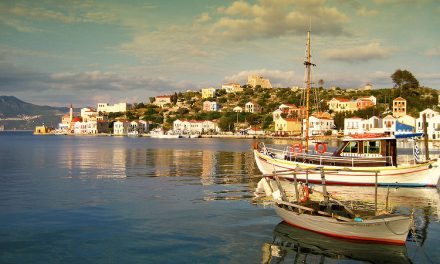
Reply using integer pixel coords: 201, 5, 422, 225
364, 140, 381, 154
343, 141, 359, 154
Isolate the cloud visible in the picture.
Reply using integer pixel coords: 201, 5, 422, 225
0, 1, 118, 32
424, 47, 440, 57
209, 0, 349, 41
322, 43, 396, 62
315, 70, 393, 88
0, 58, 197, 106
224, 69, 301, 87
356, 7, 379, 17
373, 0, 418, 4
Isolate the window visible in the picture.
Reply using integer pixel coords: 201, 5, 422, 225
343, 141, 359, 154
364, 141, 380, 154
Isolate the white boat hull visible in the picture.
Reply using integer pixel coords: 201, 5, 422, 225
274, 205, 411, 245
254, 150, 440, 187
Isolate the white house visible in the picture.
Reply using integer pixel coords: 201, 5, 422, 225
272, 109, 283, 121
113, 120, 130, 135
416, 109, 440, 139
222, 83, 243, 93
127, 120, 149, 133
382, 115, 397, 134
344, 116, 383, 135
97, 103, 129, 113
173, 119, 220, 134
245, 101, 261, 113
344, 117, 364, 135
397, 115, 416, 128
73, 121, 87, 134
303, 116, 335, 137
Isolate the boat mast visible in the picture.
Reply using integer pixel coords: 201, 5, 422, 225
304, 31, 313, 153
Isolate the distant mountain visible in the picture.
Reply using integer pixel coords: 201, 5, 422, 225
0, 96, 68, 117
0, 96, 69, 130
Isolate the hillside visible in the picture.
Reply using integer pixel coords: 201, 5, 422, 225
0, 96, 68, 130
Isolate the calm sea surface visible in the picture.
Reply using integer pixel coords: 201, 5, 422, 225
0, 132, 439, 263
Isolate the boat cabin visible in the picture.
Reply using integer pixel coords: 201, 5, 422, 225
332, 134, 396, 166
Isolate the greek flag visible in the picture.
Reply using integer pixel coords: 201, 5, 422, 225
413, 144, 421, 163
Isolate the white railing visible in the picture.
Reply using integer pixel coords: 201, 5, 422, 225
260, 143, 392, 167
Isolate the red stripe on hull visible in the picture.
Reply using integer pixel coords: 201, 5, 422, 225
283, 220, 406, 245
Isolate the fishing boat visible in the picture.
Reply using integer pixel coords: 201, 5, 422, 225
254, 133, 440, 187
253, 31, 440, 187
264, 168, 412, 245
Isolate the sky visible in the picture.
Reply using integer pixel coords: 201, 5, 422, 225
1, 0, 440, 107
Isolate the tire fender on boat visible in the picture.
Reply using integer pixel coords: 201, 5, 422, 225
291, 143, 303, 154
315, 142, 327, 154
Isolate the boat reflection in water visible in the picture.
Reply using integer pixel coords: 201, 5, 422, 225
262, 222, 411, 264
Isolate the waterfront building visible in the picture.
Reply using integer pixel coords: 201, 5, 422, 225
416, 109, 440, 140
113, 120, 130, 135
274, 117, 301, 136
221, 83, 243, 93
201, 87, 216, 99
128, 120, 149, 134
247, 126, 265, 135
97, 102, 130, 113
303, 114, 335, 137
73, 121, 87, 134
34, 125, 52, 134
344, 116, 383, 135
245, 101, 261, 113
247, 75, 272, 89
153, 96, 172, 108
392, 97, 407, 117
173, 119, 220, 134
86, 121, 98, 134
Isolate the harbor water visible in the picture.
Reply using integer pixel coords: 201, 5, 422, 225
0, 132, 439, 263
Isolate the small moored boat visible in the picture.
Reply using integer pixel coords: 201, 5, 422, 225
264, 168, 412, 245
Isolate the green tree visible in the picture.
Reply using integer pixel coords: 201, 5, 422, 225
391, 69, 419, 96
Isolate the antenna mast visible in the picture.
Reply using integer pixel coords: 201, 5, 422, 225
304, 31, 315, 153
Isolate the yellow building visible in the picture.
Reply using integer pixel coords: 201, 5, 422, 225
201, 87, 216, 99
34, 125, 52, 134
274, 117, 301, 136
